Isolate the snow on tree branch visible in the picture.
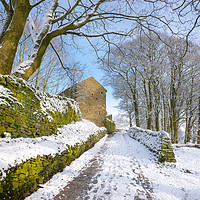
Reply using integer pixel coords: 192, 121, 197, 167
13, 0, 58, 76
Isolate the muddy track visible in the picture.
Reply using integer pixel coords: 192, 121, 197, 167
54, 155, 103, 200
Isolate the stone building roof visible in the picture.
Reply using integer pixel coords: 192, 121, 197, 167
77, 76, 107, 92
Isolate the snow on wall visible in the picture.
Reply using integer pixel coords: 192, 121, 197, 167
37, 91, 81, 121
0, 120, 106, 173
0, 120, 107, 199
0, 85, 23, 108
0, 75, 81, 138
128, 127, 176, 162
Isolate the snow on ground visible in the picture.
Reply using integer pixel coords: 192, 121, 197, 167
0, 120, 106, 175
25, 135, 108, 200
26, 132, 200, 200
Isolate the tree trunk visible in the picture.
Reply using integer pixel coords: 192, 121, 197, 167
170, 65, 179, 143
134, 96, 140, 127
197, 96, 200, 144
154, 83, 160, 131
185, 110, 194, 143
184, 111, 189, 143
129, 113, 133, 128
133, 76, 140, 127
184, 76, 195, 143
161, 91, 167, 132
147, 80, 153, 130
155, 111, 160, 131
173, 115, 178, 143
0, 0, 31, 75
170, 99, 178, 143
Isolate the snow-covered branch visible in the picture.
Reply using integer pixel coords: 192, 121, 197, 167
34, 0, 58, 49
13, 0, 58, 77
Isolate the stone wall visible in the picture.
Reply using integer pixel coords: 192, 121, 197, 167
0, 75, 108, 199
105, 115, 116, 133
0, 130, 107, 199
128, 127, 176, 163
0, 75, 81, 138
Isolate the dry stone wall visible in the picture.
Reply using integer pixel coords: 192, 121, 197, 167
105, 115, 116, 133
0, 75, 108, 199
0, 130, 107, 199
0, 75, 81, 138
128, 127, 176, 163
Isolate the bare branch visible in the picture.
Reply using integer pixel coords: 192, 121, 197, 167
31, 0, 46, 8
49, 42, 69, 72
0, 0, 9, 12
66, 31, 131, 37
52, 0, 82, 24
184, 14, 200, 56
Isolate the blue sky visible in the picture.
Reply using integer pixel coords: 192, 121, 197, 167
76, 46, 120, 115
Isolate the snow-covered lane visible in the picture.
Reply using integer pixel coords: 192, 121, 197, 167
26, 132, 200, 200
86, 132, 154, 200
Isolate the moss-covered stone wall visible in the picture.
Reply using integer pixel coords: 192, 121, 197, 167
0, 130, 107, 199
105, 115, 116, 134
0, 75, 81, 138
128, 127, 176, 163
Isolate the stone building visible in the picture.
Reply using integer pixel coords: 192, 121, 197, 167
59, 77, 107, 127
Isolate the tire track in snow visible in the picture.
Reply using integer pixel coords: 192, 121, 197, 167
54, 132, 154, 200
122, 133, 153, 199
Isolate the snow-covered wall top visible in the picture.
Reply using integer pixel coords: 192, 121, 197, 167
0, 120, 107, 199
0, 119, 106, 173
128, 127, 176, 162
0, 75, 81, 138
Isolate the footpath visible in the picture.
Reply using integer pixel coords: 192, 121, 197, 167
27, 132, 200, 200
54, 133, 153, 200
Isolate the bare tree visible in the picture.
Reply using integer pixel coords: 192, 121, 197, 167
100, 46, 141, 127
182, 44, 200, 143
28, 39, 86, 94
101, 33, 200, 143
0, 0, 184, 81
198, 97, 200, 144
165, 0, 200, 42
